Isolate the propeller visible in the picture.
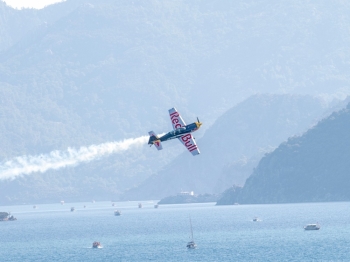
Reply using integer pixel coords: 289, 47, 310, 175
196, 117, 202, 128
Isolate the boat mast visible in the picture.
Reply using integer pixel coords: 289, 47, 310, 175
189, 216, 194, 242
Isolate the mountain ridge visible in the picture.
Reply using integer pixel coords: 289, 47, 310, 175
123, 94, 336, 200
218, 102, 350, 204
1, 0, 350, 204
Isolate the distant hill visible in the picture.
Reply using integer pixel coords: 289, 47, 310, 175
2, 0, 350, 152
217, 102, 350, 204
123, 94, 334, 200
0, 1, 82, 52
1, 0, 350, 204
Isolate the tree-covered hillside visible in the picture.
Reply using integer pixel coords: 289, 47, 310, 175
1, 0, 350, 204
2, 0, 350, 151
218, 102, 350, 204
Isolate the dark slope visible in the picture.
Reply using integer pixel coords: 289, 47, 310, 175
123, 94, 330, 200
218, 103, 350, 204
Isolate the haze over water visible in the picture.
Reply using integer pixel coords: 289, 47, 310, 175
1, 201, 350, 261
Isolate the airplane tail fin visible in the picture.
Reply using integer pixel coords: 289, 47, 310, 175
148, 131, 163, 150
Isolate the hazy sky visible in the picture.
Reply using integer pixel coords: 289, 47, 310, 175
2, 0, 64, 9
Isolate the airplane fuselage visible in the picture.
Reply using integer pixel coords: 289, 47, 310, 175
148, 108, 202, 155
148, 122, 200, 145
158, 122, 199, 142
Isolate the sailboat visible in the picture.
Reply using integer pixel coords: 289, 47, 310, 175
186, 217, 197, 249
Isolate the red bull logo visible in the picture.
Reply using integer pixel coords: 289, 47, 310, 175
170, 111, 182, 129
181, 134, 197, 152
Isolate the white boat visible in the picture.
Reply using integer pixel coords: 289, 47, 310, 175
304, 224, 320, 230
92, 241, 102, 248
187, 240, 197, 249
186, 217, 197, 249
114, 210, 121, 216
253, 217, 258, 222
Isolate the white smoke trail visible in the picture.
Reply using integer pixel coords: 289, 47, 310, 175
0, 135, 149, 180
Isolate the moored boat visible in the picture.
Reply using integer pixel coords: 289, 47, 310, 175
8, 215, 17, 221
186, 217, 197, 249
304, 223, 320, 230
0, 212, 17, 221
114, 210, 121, 216
92, 241, 102, 248
186, 240, 197, 249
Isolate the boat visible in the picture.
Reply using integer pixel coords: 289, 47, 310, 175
304, 224, 320, 230
8, 215, 17, 221
154, 204, 159, 208
186, 217, 197, 249
70, 207, 75, 212
253, 217, 259, 222
0, 212, 16, 221
92, 241, 102, 248
138, 203, 142, 208
114, 210, 121, 216
187, 240, 196, 249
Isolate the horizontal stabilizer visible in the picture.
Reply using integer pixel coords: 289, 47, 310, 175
148, 131, 163, 150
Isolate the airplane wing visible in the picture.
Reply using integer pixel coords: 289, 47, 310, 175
169, 107, 200, 155
178, 133, 200, 156
169, 108, 186, 130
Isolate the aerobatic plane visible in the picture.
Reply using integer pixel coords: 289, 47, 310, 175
148, 108, 202, 156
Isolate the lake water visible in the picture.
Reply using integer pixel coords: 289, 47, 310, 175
1, 201, 350, 261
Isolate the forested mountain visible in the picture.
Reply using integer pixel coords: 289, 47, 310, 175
0, 1, 83, 52
123, 94, 335, 200
217, 102, 350, 204
1, 0, 350, 204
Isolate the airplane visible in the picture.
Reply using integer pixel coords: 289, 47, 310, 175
148, 108, 202, 156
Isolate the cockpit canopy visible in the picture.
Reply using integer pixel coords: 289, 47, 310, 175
168, 127, 186, 136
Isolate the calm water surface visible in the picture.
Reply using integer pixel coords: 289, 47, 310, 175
1, 201, 350, 261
